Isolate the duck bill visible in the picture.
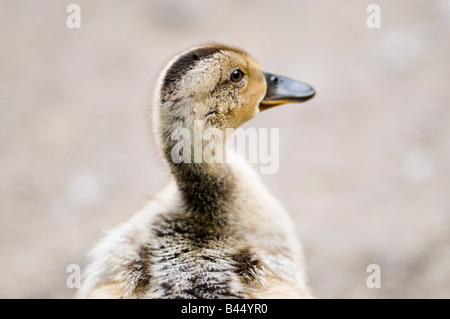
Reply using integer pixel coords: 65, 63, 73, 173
259, 71, 315, 111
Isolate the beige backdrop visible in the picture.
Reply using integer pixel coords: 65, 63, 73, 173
0, 0, 449, 298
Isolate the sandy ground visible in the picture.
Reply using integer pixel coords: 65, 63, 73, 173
0, 0, 449, 298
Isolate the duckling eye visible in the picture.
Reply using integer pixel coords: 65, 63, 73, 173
230, 69, 244, 83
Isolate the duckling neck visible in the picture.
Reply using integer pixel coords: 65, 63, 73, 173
162, 132, 235, 224
175, 162, 234, 215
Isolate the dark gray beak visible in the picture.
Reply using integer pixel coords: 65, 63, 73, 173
260, 71, 315, 111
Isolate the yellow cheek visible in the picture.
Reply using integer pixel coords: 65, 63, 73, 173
228, 92, 260, 128
245, 74, 266, 109
220, 69, 266, 129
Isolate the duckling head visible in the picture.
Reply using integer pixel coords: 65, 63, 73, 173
153, 43, 315, 166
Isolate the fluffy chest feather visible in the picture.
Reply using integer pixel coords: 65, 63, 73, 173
121, 213, 265, 299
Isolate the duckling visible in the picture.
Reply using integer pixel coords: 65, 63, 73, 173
77, 43, 315, 299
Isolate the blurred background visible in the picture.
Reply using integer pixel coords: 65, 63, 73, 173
1, 0, 449, 298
